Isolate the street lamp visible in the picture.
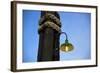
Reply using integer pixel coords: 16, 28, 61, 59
60, 32, 74, 52
37, 11, 74, 61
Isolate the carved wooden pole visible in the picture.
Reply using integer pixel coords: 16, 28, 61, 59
37, 11, 61, 61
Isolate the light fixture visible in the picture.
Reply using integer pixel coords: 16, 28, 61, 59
60, 32, 74, 52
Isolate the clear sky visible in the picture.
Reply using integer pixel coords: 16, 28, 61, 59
23, 10, 91, 62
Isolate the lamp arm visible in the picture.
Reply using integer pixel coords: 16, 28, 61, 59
60, 32, 68, 43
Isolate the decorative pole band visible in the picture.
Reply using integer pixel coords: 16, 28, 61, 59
38, 21, 61, 33
39, 13, 61, 27
38, 12, 61, 33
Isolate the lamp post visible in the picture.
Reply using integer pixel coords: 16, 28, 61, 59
37, 11, 61, 61
37, 11, 74, 62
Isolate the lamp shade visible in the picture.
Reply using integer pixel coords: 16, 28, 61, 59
60, 42, 74, 52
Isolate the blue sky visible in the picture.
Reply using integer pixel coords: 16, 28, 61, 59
23, 10, 91, 62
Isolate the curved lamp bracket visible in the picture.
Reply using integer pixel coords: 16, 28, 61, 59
60, 32, 74, 52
